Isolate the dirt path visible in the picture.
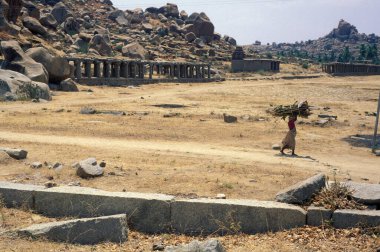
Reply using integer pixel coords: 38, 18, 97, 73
0, 130, 321, 169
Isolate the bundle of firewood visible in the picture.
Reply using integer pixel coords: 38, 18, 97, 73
268, 101, 312, 119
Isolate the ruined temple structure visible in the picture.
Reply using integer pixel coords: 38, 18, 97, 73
231, 47, 280, 73
65, 58, 214, 86
322, 62, 380, 75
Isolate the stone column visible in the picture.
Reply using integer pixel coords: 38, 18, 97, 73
208, 65, 211, 79
94, 60, 101, 77
177, 65, 181, 79
141, 63, 145, 79
103, 61, 111, 78
121, 62, 129, 78
74, 59, 82, 79
134, 63, 139, 78
84, 60, 92, 78
201, 66, 205, 78
114, 61, 121, 78
149, 64, 153, 79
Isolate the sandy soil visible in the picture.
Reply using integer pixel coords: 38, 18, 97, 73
0, 75, 379, 251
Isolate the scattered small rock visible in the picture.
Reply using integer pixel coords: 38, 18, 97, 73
216, 194, 226, 199
223, 113, 237, 123
44, 181, 57, 188
31, 162, 43, 169
76, 158, 105, 179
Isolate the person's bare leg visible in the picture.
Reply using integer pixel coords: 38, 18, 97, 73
280, 146, 286, 155
292, 147, 296, 156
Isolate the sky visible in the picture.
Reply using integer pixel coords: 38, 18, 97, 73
112, 0, 380, 45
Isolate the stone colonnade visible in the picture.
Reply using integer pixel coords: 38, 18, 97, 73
66, 58, 212, 81
322, 63, 380, 75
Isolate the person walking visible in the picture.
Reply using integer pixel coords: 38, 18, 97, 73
280, 115, 297, 156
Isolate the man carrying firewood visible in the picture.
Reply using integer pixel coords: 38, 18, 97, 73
280, 115, 297, 156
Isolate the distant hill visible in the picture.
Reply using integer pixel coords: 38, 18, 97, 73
245, 20, 379, 65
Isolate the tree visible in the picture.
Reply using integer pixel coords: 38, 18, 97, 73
359, 44, 367, 60
339, 47, 352, 63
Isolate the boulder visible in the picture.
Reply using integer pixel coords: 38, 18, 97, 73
145, 7, 159, 14
63, 16, 80, 35
51, 2, 71, 24
26, 47, 70, 84
89, 34, 112, 56
326, 19, 359, 41
165, 239, 226, 252
4, 0, 22, 23
122, 42, 147, 59
22, 16, 48, 37
18, 214, 128, 244
0, 40, 49, 84
0, 69, 51, 101
344, 181, 380, 205
223, 114, 237, 123
185, 32, 196, 42
180, 10, 188, 20
22, 0, 40, 19
158, 3, 179, 18
127, 8, 144, 24
0, 147, 27, 160
59, 78, 78, 92
39, 13, 58, 29
185, 12, 214, 42
275, 174, 326, 204
0, 0, 10, 31
76, 158, 105, 179
142, 23, 153, 33
227, 37, 237, 46
108, 9, 128, 26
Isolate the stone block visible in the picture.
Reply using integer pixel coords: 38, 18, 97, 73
276, 173, 326, 204
171, 199, 306, 235
333, 209, 380, 229
0, 181, 43, 208
34, 186, 174, 233
344, 182, 380, 205
307, 206, 333, 226
19, 214, 127, 244
0, 147, 28, 160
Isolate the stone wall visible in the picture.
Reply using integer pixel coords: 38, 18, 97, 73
231, 59, 280, 73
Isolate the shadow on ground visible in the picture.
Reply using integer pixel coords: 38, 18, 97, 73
342, 134, 378, 149
152, 104, 188, 109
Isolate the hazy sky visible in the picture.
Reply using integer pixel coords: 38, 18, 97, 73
112, 0, 380, 45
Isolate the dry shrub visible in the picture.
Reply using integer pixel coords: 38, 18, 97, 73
312, 180, 366, 211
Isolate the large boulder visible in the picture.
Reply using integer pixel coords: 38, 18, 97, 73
51, 2, 71, 24
158, 3, 179, 18
63, 16, 80, 35
1, 40, 49, 83
89, 34, 112, 56
0, 147, 27, 160
26, 47, 71, 84
22, 16, 48, 37
126, 8, 144, 24
59, 78, 78, 92
39, 13, 58, 29
76, 158, 105, 179
108, 9, 128, 25
0, 0, 10, 31
22, 0, 40, 19
184, 12, 214, 42
122, 42, 147, 59
5, 0, 22, 23
0, 69, 51, 101
275, 174, 326, 204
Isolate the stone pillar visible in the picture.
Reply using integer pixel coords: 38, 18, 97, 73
201, 66, 205, 78
149, 64, 153, 79
74, 59, 82, 79
141, 63, 145, 79
114, 61, 121, 78
84, 60, 92, 78
134, 63, 139, 78
103, 61, 111, 78
208, 65, 211, 79
94, 60, 101, 77
121, 62, 129, 78
176, 65, 181, 79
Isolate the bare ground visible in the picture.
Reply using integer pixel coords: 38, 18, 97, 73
0, 75, 379, 250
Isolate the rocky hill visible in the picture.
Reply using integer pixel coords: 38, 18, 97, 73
246, 20, 379, 64
0, 0, 236, 62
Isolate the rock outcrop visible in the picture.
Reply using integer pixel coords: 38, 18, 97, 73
122, 42, 147, 59
26, 47, 71, 84
0, 40, 49, 84
0, 69, 51, 101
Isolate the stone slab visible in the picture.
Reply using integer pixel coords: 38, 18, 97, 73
307, 206, 333, 226
333, 209, 380, 229
171, 198, 306, 235
0, 147, 28, 160
276, 173, 326, 204
0, 181, 44, 208
34, 186, 174, 233
19, 214, 128, 244
344, 182, 380, 205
